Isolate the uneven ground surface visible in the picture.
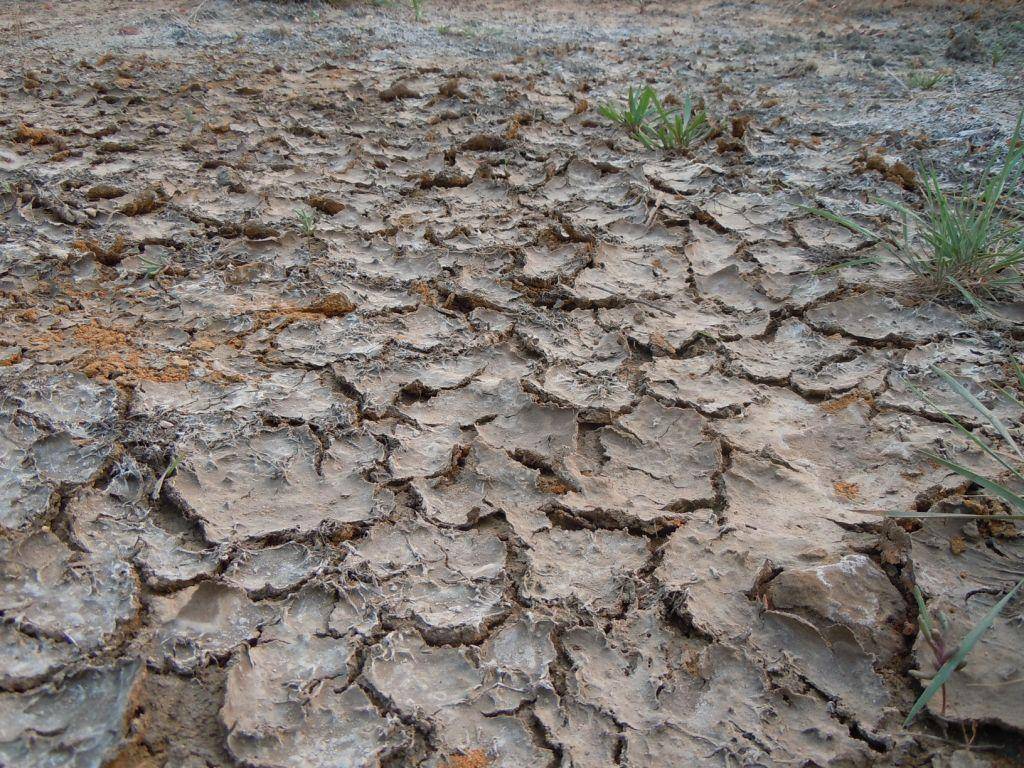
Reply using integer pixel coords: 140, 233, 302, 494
2, 0, 1024, 766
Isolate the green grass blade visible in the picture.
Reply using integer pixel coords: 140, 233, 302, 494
905, 576, 1024, 725
885, 510, 1024, 521
909, 381, 1024, 482
931, 366, 1024, 460
992, 383, 1024, 410
926, 453, 1024, 512
799, 205, 885, 243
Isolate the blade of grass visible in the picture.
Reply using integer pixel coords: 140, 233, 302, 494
905, 576, 1024, 725
797, 205, 884, 244
926, 453, 1024, 512
909, 380, 1024, 482
886, 510, 1024, 521
930, 365, 1024, 460
992, 383, 1024, 410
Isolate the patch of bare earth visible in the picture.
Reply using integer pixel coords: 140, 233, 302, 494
1, 0, 1023, 765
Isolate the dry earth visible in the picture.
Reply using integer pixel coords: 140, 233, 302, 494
2, 0, 1024, 766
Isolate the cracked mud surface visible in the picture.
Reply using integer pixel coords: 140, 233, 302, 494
2, 0, 1024, 765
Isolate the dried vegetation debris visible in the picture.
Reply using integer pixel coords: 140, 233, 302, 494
1, 0, 1023, 765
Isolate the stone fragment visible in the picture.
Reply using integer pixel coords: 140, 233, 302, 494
478, 614, 557, 711
68, 488, 218, 590
518, 242, 590, 286
476, 396, 577, 465
766, 554, 906, 662
0, 414, 57, 531
725, 318, 850, 382
790, 349, 891, 397
334, 346, 512, 417
572, 244, 690, 303
516, 310, 627, 374
534, 690, 620, 768
223, 541, 325, 597
525, 364, 634, 420
364, 630, 484, 716
700, 192, 795, 241
346, 519, 507, 642
387, 422, 464, 480
0, 531, 138, 685
696, 264, 779, 312
645, 355, 760, 416
1, 371, 119, 531
363, 630, 552, 768
134, 369, 351, 427
411, 441, 550, 538
224, 632, 406, 768
224, 667, 403, 768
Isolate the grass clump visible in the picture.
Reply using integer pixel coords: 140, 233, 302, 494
644, 94, 712, 151
906, 71, 948, 90
598, 85, 659, 135
887, 364, 1024, 724
991, 42, 1006, 68
294, 207, 317, 236
599, 85, 712, 151
805, 110, 1024, 314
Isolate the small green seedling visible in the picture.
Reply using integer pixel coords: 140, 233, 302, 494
906, 580, 1024, 725
803, 109, 1024, 314
151, 453, 182, 500
410, 0, 424, 21
908, 586, 959, 719
991, 42, 1006, 67
643, 93, 712, 151
906, 71, 948, 90
600, 86, 712, 152
599, 85, 660, 135
140, 254, 167, 278
294, 207, 317, 236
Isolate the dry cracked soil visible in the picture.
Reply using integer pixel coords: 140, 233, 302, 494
2, 0, 1024, 766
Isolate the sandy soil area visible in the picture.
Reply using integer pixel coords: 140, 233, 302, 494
2, 1, 1023, 766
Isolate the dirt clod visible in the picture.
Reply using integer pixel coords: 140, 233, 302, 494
306, 292, 357, 317
86, 183, 127, 200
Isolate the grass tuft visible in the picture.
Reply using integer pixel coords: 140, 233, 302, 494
804, 110, 1024, 314
906, 71, 948, 90
644, 93, 712, 151
294, 207, 318, 237
598, 85, 660, 135
599, 85, 712, 151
